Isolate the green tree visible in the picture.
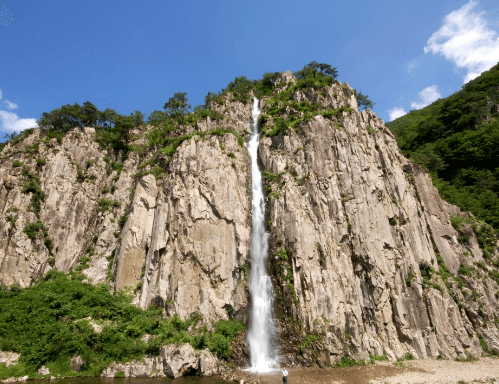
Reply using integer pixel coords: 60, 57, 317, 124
98, 108, 118, 128
163, 92, 191, 123
254, 72, 282, 97
354, 90, 375, 111
133, 110, 145, 128
114, 114, 135, 145
3, 131, 18, 141
81, 101, 99, 128
294, 61, 338, 80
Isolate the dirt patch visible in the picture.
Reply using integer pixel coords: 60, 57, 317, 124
370, 357, 499, 383
223, 364, 420, 384
224, 358, 499, 384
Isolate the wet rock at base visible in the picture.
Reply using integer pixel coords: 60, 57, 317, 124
101, 343, 223, 378
198, 348, 222, 376
100, 356, 165, 378
161, 343, 198, 378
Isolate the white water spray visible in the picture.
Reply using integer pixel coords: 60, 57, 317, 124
247, 97, 279, 372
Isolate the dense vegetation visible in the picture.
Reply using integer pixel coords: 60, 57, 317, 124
257, 61, 364, 137
0, 271, 244, 379
387, 63, 499, 229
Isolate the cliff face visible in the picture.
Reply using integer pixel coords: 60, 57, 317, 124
259, 73, 499, 364
1, 72, 499, 365
0, 96, 253, 323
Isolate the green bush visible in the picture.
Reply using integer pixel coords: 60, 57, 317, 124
98, 198, 121, 212
0, 271, 245, 379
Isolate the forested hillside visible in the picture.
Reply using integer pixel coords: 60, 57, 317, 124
386, 63, 499, 229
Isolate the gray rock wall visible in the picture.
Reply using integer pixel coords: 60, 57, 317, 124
1, 73, 499, 365
258, 75, 499, 364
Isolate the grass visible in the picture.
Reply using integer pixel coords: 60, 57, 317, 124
395, 352, 415, 366
369, 354, 389, 364
335, 357, 367, 368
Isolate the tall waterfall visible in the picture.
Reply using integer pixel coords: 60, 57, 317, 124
247, 96, 279, 372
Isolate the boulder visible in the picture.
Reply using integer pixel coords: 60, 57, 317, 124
100, 357, 164, 378
160, 344, 198, 378
198, 348, 222, 376
37, 366, 50, 375
0, 352, 20, 367
70, 355, 85, 372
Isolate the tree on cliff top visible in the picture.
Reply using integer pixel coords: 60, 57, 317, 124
163, 92, 192, 124
354, 90, 375, 111
294, 61, 338, 80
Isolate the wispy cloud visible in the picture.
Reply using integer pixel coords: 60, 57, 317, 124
0, 88, 18, 110
407, 62, 418, 73
424, 1, 499, 83
411, 85, 441, 109
4, 100, 17, 110
388, 107, 407, 121
0, 110, 37, 133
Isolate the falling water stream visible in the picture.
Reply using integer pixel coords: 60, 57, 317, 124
247, 97, 279, 372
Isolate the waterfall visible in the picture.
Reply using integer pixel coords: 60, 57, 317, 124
247, 96, 279, 372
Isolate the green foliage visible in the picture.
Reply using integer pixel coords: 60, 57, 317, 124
397, 352, 415, 362
455, 351, 477, 362
406, 271, 414, 287
298, 334, 319, 353
263, 170, 277, 183
276, 249, 288, 261
259, 77, 354, 137
20, 167, 45, 218
387, 63, 499, 229
0, 271, 245, 379
163, 92, 192, 123
419, 261, 435, 287
293, 61, 338, 82
118, 213, 129, 228
224, 76, 256, 104
477, 332, 488, 352
354, 90, 375, 112
97, 198, 121, 212
369, 354, 389, 364
12, 160, 24, 167
23, 220, 52, 250
238, 264, 248, 280
36, 158, 46, 167
335, 357, 367, 368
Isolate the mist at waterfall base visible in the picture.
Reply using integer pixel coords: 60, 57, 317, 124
246, 97, 280, 373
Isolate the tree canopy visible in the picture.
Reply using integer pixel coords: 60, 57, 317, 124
386, 62, 499, 229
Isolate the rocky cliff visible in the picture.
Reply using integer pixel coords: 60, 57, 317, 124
1, 71, 499, 367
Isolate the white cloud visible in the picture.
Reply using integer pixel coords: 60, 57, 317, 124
388, 107, 407, 121
3, 100, 17, 110
411, 85, 441, 109
0, 110, 37, 133
424, 1, 499, 83
407, 62, 418, 73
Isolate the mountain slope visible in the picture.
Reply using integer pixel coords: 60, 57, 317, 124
386, 63, 499, 229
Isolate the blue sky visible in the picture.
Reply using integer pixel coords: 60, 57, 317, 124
1, 0, 499, 140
